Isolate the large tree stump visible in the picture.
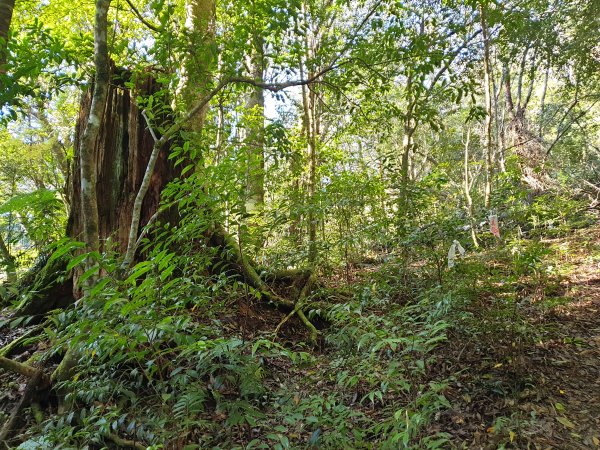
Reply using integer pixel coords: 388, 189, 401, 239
68, 67, 180, 255
11, 68, 180, 314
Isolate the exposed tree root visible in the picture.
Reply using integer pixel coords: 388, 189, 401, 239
50, 346, 78, 385
0, 356, 41, 379
210, 224, 294, 308
5, 220, 318, 351
31, 402, 44, 425
274, 271, 319, 343
0, 325, 42, 358
106, 432, 147, 450
262, 268, 312, 284
209, 224, 320, 340
296, 309, 318, 344
49, 345, 81, 414
0, 367, 45, 448
8, 255, 73, 321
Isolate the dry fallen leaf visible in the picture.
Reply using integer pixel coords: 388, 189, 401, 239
556, 416, 576, 429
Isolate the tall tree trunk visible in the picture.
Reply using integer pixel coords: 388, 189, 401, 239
55, 67, 183, 383
303, 81, 319, 265
300, 4, 320, 265
399, 114, 415, 217
308, 89, 318, 265
79, 0, 111, 261
215, 54, 225, 160
176, 0, 216, 138
480, 4, 494, 208
0, 0, 15, 76
538, 64, 550, 139
493, 69, 506, 173
244, 38, 266, 216
240, 36, 266, 253
398, 69, 416, 223
53, 0, 112, 387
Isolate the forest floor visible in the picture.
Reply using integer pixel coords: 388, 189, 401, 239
0, 224, 599, 449
436, 226, 600, 449
238, 223, 600, 449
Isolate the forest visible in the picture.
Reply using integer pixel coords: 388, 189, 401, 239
0, 0, 599, 448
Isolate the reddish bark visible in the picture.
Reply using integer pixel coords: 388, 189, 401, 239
68, 68, 179, 253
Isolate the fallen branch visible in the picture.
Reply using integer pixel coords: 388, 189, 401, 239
583, 179, 600, 193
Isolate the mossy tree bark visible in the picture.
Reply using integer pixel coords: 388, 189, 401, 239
0, 233, 16, 283
240, 35, 266, 253
176, 0, 216, 139
299, 5, 321, 265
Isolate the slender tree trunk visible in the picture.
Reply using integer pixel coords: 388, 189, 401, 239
480, 4, 494, 208
79, 0, 111, 273
244, 37, 266, 215
53, 0, 112, 389
398, 68, 416, 221
0, 0, 15, 75
240, 35, 266, 254
305, 83, 318, 264
538, 64, 550, 139
463, 128, 479, 248
493, 69, 506, 173
399, 111, 415, 217
300, 4, 320, 265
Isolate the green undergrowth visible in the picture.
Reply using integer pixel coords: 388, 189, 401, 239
16, 218, 600, 449
17, 248, 460, 449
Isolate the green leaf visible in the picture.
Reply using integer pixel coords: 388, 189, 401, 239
66, 253, 89, 271
49, 240, 86, 262
78, 265, 100, 285
125, 261, 153, 284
